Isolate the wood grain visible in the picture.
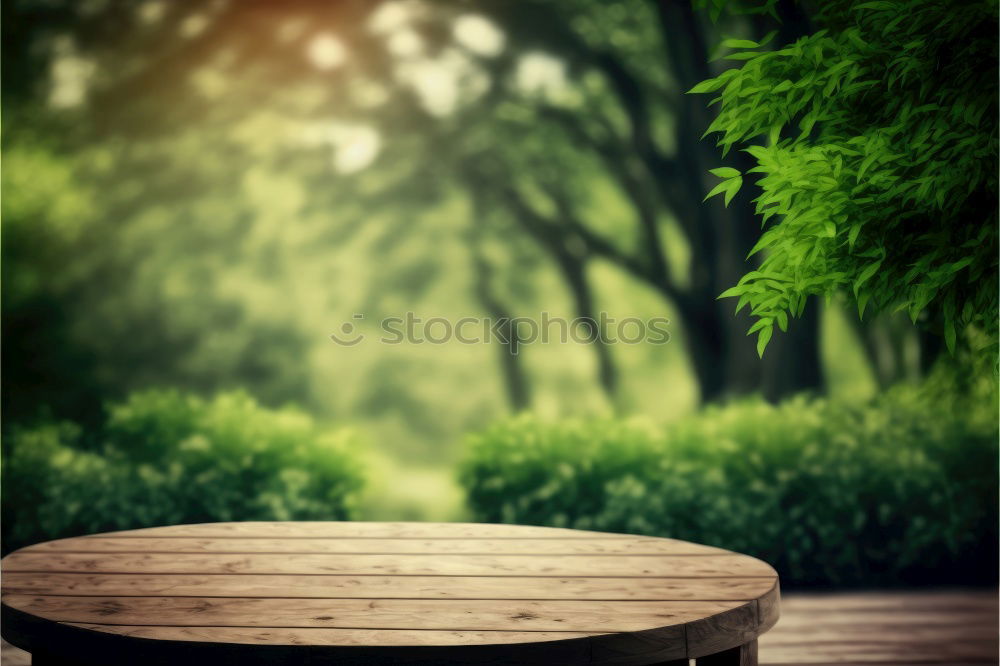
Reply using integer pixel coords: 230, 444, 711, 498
1, 522, 780, 664
758, 590, 998, 665
23, 536, 728, 555
64, 624, 602, 645
2, 552, 775, 577
94, 522, 625, 539
3, 595, 747, 632
1, 572, 776, 601
687, 600, 759, 658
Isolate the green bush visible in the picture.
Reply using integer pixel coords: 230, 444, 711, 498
2, 390, 364, 551
459, 385, 998, 587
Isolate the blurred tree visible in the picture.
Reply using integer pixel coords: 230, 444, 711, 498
1, 133, 322, 426
2, 0, 829, 422
467, 210, 533, 412
442, 0, 823, 402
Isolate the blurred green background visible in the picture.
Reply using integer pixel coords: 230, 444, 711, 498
2, 0, 996, 587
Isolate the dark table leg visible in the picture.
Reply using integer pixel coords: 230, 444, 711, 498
697, 639, 758, 665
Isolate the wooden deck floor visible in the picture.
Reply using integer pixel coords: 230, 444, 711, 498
760, 590, 997, 665
2, 590, 996, 664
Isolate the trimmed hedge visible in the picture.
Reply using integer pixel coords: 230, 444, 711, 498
2, 390, 364, 552
459, 385, 998, 587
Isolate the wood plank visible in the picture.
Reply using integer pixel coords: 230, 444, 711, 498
1, 605, 602, 666
2, 552, 776, 577
758, 639, 998, 663
94, 522, 628, 539
22, 536, 728, 556
767, 610, 997, 628
757, 581, 780, 633
3, 595, 743, 633
0, 639, 27, 666
1, 573, 776, 601
686, 600, 758, 658
65, 624, 602, 646
777, 592, 999, 613
759, 591, 998, 665
761, 623, 998, 643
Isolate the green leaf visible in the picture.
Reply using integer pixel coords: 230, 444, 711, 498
848, 223, 862, 249
776, 310, 788, 332
795, 294, 807, 317
949, 257, 973, 273
756, 325, 773, 358
709, 167, 741, 179
723, 176, 743, 207
721, 38, 760, 49
757, 30, 778, 48
857, 291, 871, 319
853, 260, 882, 296
944, 318, 956, 354
747, 317, 771, 335
703, 179, 731, 202
856, 153, 879, 182
718, 285, 743, 299
688, 78, 726, 94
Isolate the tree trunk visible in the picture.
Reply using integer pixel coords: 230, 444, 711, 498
918, 326, 944, 375
560, 259, 620, 406
761, 297, 824, 400
849, 312, 922, 389
468, 211, 532, 412
491, 317, 533, 411
655, 0, 824, 404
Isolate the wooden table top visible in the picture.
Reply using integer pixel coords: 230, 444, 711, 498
0, 522, 780, 665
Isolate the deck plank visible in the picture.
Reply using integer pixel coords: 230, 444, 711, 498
758, 590, 998, 664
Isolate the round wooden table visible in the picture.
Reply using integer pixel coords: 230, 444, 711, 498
1, 522, 779, 665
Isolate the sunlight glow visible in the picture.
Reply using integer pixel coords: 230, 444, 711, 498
307, 33, 346, 70
351, 79, 390, 108
369, 1, 422, 34
179, 14, 209, 38
329, 124, 382, 174
189, 67, 227, 99
516, 52, 567, 98
137, 1, 166, 25
387, 28, 423, 58
453, 15, 505, 57
400, 59, 458, 116
48, 39, 95, 109
395, 48, 487, 117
